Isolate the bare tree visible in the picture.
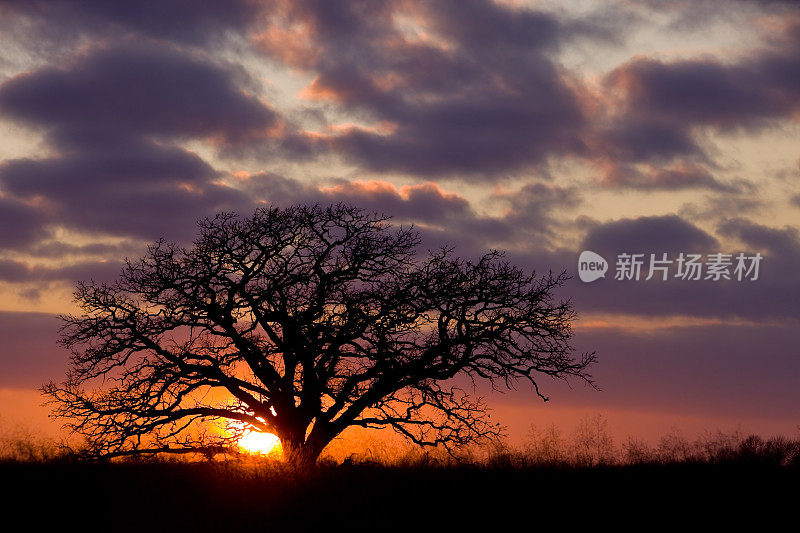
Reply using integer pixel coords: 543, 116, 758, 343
573, 413, 614, 466
525, 422, 567, 464
43, 204, 595, 467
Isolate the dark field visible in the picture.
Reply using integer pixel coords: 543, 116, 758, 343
2, 458, 798, 531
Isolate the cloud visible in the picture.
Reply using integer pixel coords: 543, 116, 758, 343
0, 43, 290, 242
240, 172, 583, 255
605, 49, 800, 132
256, 0, 590, 179
253, 1, 800, 189
0, 42, 280, 148
582, 214, 718, 255
0, 258, 123, 284
587, 17, 800, 187
565, 214, 800, 320
717, 218, 800, 267
0, 0, 795, 327
25, 240, 143, 259
576, 13, 800, 195
0, 196, 50, 250
591, 117, 702, 165
243, 174, 471, 224
0, 0, 261, 47
598, 163, 743, 192
629, 0, 800, 33
319, 180, 472, 224
679, 194, 763, 222
0, 142, 247, 242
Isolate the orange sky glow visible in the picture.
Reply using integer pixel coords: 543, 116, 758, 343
0, 0, 799, 458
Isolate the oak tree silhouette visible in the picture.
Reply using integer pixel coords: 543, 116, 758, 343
43, 204, 595, 467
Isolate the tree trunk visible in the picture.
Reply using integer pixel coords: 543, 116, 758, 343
283, 441, 323, 469
279, 421, 334, 469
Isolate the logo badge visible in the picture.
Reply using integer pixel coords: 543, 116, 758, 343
578, 251, 607, 282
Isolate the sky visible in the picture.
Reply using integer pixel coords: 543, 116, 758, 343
0, 0, 798, 445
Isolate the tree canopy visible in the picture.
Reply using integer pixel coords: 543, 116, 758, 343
44, 204, 595, 466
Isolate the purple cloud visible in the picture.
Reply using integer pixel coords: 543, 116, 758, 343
0, 43, 280, 148
0, 196, 50, 250
588, 19, 800, 190
599, 163, 743, 192
256, 0, 589, 179
582, 215, 718, 255
0, 0, 260, 47
0, 43, 293, 242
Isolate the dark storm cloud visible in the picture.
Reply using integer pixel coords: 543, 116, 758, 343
329, 85, 586, 178
404, 181, 584, 256
414, 0, 565, 51
502, 182, 582, 224
256, 0, 590, 179
476, 182, 584, 254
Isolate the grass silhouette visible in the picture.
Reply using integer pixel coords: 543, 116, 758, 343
2, 421, 799, 529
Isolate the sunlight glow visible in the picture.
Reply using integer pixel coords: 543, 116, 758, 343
239, 431, 282, 455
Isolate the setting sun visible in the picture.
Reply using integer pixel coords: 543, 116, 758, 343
239, 432, 282, 455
